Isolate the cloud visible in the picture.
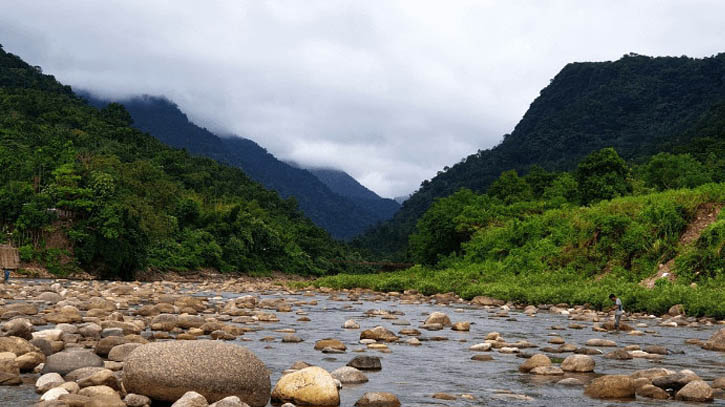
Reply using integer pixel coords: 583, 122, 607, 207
1, 0, 724, 197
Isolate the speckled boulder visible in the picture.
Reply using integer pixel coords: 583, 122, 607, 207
122, 340, 270, 406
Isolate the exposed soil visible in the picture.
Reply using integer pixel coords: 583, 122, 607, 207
640, 203, 722, 288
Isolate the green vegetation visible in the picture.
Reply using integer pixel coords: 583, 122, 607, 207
0, 45, 364, 278
319, 145, 725, 317
356, 52, 725, 259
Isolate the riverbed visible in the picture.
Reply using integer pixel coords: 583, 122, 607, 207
1, 280, 724, 406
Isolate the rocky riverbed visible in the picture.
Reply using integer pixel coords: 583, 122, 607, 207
0, 278, 723, 406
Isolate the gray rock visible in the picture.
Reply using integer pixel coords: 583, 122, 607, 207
42, 350, 104, 375
354, 392, 401, 407
347, 356, 381, 371
124, 393, 152, 407
123, 340, 270, 406
172, 391, 208, 407
331, 366, 368, 384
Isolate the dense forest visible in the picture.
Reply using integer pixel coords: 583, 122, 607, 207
81, 94, 399, 240
356, 52, 725, 259
0, 45, 366, 279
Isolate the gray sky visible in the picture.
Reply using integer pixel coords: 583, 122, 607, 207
1, 1, 724, 197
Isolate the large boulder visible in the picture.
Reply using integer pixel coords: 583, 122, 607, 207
423, 312, 451, 327
584, 375, 635, 399
271, 366, 339, 406
703, 328, 725, 351
359, 326, 398, 342
675, 380, 713, 402
0, 318, 34, 340
123, 340, 270, 406
652, 373, 699, 391
0, 336, 41, 356
42, 350, 104, 375
561, 355, 595, 373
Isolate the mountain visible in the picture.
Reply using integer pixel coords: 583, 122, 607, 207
307, 168, 400, 220
356, 52, 725, 258
0, 44, 362, 278
80, 94, 399, 239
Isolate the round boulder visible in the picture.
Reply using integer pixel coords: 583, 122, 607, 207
561, 355, 595, 373
122, 340, 270, 406
42, 350, 104, 376
271, 366, 339, 406
584, 375, 635, 399
331, 366, 368, 384
675, 380, 713, 402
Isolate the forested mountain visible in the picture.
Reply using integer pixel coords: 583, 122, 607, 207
307, 168, 399, 220
356, 52, 725, 258
0, 44, 364, 278
81, 94, 398, 239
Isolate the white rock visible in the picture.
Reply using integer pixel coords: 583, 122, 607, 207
41, 387, 69, 401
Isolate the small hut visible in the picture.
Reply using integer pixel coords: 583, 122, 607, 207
0, 245, 20, 270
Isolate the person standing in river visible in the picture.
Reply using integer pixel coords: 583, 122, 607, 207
609, 293, 623, 330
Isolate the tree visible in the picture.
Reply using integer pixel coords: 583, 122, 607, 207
643, 153, 712, 190
488, 170, 533, 204
576, 148, 632, 205
409, 189, 478, 265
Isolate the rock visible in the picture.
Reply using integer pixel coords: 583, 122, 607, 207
630, 368, 675, 380
354, 392, 401, 407
76, 368, 121, 390
0, 336, 41, 355
530, 366, 564, 375
124, 393, 152, 407
668, 304, 685, 316
37, 292, 63, 303
637, 384, 670, 399
150, 314, 178, 331
1, 318, 34, 339
343, 320, 360, 329
643, 345, 668, 355
331, 366, 368, 384
123, 340, 270, 406
713, 377, 725, 389
652, 373, 699, 391
210, 396, 250, 407
36, 372, 64, 393
94, 337, 127, 357
469, 343, 492, 351
172, 391, 209, 407
585, 338, 616, 347
471, 354, 493, 361
603, 349, 632, 360
40, 387, 69, 401
584, 375, 635, 399
58, 394, 92, 406
518, 354, 550, 373
471, 296, 504, 306
360, 326, 398, 342
64, 367, 108, 382
424, 312, 451, 327
107, 343, 142, 362
271, 366, 339, 406
314, 339, 346, 351
30, 338, 53, 356
451, 321, 470, 331
16, 351, 45, 371
432, 393, 456, 400
703, 328, 725, 351
347, 356, 382, 371
78, 385, 122, 403
675, 380, 713, 402
561, 355, 595, 373
42, 350, 104, 375
282, 335, 303, 343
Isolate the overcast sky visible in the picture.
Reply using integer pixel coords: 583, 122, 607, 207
1, 1, 724, 197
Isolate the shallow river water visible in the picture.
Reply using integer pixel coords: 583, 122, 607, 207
2, 285, 725, 406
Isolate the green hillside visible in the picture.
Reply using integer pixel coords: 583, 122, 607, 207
356, 53, 725, 259
0, 45, 363, 278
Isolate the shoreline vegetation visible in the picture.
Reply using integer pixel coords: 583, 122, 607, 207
315, 183, 725, 319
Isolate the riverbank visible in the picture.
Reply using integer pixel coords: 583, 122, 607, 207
313, 266, 725, 319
